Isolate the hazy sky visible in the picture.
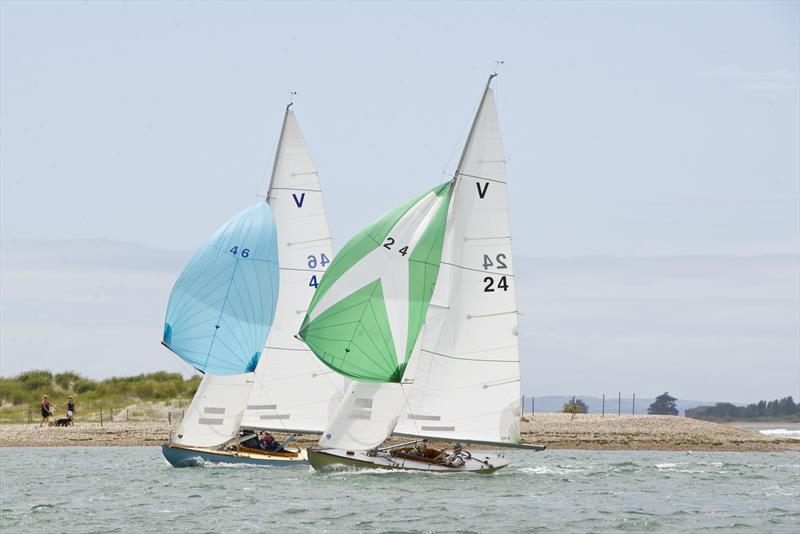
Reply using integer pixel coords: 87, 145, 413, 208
1, 2, 798, 402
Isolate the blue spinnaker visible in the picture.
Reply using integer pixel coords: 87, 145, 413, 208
163, 202, 279, 375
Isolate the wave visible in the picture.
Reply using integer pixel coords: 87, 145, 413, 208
759, 429, 800, 439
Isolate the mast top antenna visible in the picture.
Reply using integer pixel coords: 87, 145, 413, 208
492, 59, 504, 76
287, 91, 297, 111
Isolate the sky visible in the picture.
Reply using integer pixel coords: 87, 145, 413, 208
1, 1, 798, 402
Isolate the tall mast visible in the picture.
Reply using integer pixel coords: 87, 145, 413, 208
266, 101, 294, 199
452, 73, 497, 181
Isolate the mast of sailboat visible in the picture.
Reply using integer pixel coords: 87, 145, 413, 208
452, 72, 498, 181
265, 94, 296, 198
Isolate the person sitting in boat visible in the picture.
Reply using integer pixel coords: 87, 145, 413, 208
445, 443, 468, 467
258, 432, 281, 452
409, 440, 428, 457
238, 431, 261, 449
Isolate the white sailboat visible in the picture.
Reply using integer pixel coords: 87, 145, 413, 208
298, 74, 544, 473
162, 105, 345, 467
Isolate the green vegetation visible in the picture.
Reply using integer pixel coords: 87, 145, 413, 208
686, 396, 800, 422
562, 396, 588, 415
648, 392, 679, 415
0, 370, 201, 423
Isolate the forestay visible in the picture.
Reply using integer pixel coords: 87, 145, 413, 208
298, 181, 454, 383
396, 86, 522, 444
163, 203, 280, 375
241, 110, 345, 432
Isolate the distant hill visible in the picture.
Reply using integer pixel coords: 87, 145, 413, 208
521, 395, 743, 416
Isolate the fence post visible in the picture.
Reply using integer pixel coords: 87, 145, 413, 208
182, 410, 184, 421
602, 394, 605, 418
110, 408, 114, 422
532, 396, 535, 417
521, 395, 525, 418
27, 407, 32, 424
168, 411, 172, 425
126, 409, 129, 421
618, 392, 621, 416
100, 406, 103, 427
632, 393, 636, 415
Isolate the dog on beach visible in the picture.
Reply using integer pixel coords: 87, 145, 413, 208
53, 418, 72, 427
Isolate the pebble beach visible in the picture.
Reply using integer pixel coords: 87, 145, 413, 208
1, 414, 796, 451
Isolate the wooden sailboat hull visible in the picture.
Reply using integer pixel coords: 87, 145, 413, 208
161, 444, 308, 467
307, 448, 510, 474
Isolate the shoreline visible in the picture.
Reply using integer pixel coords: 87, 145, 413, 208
1, 414, 797, 452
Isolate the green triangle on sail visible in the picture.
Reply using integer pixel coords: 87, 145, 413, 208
299, 181, 453, 383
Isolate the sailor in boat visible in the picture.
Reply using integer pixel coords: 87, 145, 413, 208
408, 440, 428, 458
258, 432, 282, 452
444, 444, 469, 468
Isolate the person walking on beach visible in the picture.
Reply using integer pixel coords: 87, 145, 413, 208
66, 396, 76, 422
40, 395, 52, 426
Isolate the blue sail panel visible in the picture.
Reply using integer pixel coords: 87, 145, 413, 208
163, 202, 279, 375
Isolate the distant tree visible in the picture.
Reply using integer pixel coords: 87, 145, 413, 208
648, 392, 679, 415
686, 396, 800, 421
562, 396, 588, 415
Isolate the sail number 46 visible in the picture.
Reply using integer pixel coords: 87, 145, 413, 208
308, 253, 331, 288
229, 246, 250, 258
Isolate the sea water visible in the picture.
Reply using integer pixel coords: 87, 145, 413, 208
1, 447, 798, 533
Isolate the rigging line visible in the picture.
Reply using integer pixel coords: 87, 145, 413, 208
421, 349, 519, 363
440, 261, 515, 276
397, 382, 422, 438
440, 83, 486, 183
279, 267, 327, 273
287, 237, 332, 246
259, 107, 286, 199
202, 258, 240, 371
270, 187, 322, 192
457, 172, 506, 184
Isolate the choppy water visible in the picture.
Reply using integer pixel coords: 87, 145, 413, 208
1, 447, 798, 533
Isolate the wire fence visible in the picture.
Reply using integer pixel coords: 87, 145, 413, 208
521, 393, 644, 418
0, 404, 189, 425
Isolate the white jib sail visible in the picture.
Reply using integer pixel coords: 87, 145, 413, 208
240, 109, 345, 433
397, 85, 522, 444
318, 381, 408, 450
172, 374, 254, 448
174, 109, 344, 447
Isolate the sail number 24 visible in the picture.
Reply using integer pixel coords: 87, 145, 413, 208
483, 253, 509, 292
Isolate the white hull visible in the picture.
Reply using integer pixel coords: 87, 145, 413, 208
308, 448, 510, 474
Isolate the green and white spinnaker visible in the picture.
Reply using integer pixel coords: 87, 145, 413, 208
298, 181, 453, 383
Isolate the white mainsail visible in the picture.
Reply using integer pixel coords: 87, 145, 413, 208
173, 108, 344, 447
396, 83, 522, 444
